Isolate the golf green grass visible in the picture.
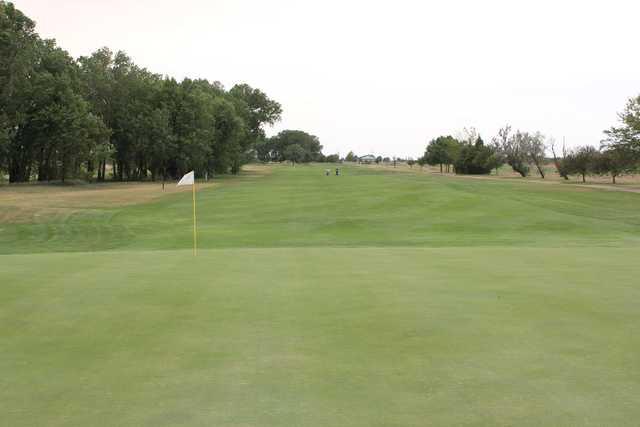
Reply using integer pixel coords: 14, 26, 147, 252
1, 164, 639, 426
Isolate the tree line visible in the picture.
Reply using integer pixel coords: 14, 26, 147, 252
3, 1, 638, 183
421, 95, 640, 183
0, 1, 286, 183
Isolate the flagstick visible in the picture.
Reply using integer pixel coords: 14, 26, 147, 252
192, 180, 197, 256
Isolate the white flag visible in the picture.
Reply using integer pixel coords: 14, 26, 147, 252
177, 171, 194, 187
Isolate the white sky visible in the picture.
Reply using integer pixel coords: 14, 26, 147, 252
16, 0, 640, 158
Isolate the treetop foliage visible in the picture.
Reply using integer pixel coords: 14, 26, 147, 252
257, 130, 324, 164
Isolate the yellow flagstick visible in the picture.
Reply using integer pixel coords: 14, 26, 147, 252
192, 179, 197, 256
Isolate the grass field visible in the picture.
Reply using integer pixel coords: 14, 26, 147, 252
1, 164, 639, 426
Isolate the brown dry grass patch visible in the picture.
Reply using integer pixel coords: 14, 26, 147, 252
356, 162, 640, 192
0, 181, 215, 224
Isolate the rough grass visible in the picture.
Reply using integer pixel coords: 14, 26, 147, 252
1, 164, 639, 426
367, 161, 640, 188
0, 181, 216, 224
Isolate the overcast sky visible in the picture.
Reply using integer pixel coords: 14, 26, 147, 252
16, 0, 640, 158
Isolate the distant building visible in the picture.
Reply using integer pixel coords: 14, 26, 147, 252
359, 154, 377, 164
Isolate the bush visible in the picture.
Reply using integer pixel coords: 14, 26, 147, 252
454, 137, 500, 174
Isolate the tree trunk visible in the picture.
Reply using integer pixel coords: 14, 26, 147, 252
551, 145, 569, 180
9, 148, 31, 182
37, 148, 46, 182
582, 173, 586, 183
61, 156, 66, 183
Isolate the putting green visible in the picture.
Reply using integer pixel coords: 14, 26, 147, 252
1, 165, 639, 426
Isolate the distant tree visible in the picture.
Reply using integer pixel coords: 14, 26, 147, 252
604, 94, 640, 157
424, 138, 448, 173
594, 146, 637, 184
345, 151, 357, 162
268, 130, 323, 163
489, 138, 505, 175
423, 135, 459, 173
550, 137, 570, 180
324, 153, 340, 163
564, 146, 599, 183
407, 159, 415, 168
454, 136, 499, 174
525, 132, 547, 178
283, 144, 304, 165
382, 157, 391, 163
255, 138, 273, 162
495, 126, 530, 177
375, 155, 382, 164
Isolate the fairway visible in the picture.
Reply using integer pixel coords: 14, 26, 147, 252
2, 165, 640, 426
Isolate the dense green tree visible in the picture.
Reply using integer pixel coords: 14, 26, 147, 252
564, 146, 598, 183
283, 144, 305, 164
604, 94, 640, 157
423, 136, 459, 173
0, 117, 8, 175
227, 84, 280, 171
268, 130, 323, 163
2, 15, 105, 183
1, 1, 39, 181
211, 96, 246, 174
78, 47, 118, 180
229, 84, 281, 142
454, 136, 500, 174
0, 2, 285, 182
140, 107, 172, 182
594, 146, 637, 184
325, 154, 340, 163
